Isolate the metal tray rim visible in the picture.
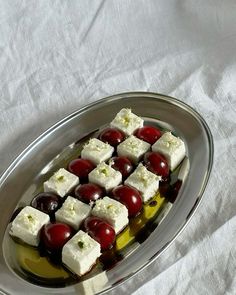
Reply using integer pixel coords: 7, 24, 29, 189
0, 91, 214, 295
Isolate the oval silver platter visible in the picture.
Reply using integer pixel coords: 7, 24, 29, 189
0, 92, 213, 295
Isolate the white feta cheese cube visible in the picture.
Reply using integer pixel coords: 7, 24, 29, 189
43, 168, 79, 197
152, 132, 186, 171
10, 206, 49, 247
92, 197, 128, 234
81, 138, 114, 165
55, 196, 91, 230
117, 135, 150, 164
110, 108, 144, 136
88, 162, 122, 191
62, 230, 101, 276
74, 271, 108, 295
125, 164, 161, 203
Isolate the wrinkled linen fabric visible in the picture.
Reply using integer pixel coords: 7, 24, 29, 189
0, 1, 236, 294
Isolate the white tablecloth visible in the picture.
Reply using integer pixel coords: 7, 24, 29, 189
0, 1, 235, 294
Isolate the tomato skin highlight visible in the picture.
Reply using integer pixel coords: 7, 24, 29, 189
112, 185, 143, 217
83, 216, 116, 251
134, 126, 161, 144
144, 152, 169, 179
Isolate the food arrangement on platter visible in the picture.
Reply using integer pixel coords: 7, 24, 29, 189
8, 108, 187, 284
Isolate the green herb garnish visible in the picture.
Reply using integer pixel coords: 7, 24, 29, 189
124, 116, 130, 126
78, 241, 84, 249
57, 175, 64, 181
101, 168, 108, 176
27, 215, 34, 222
